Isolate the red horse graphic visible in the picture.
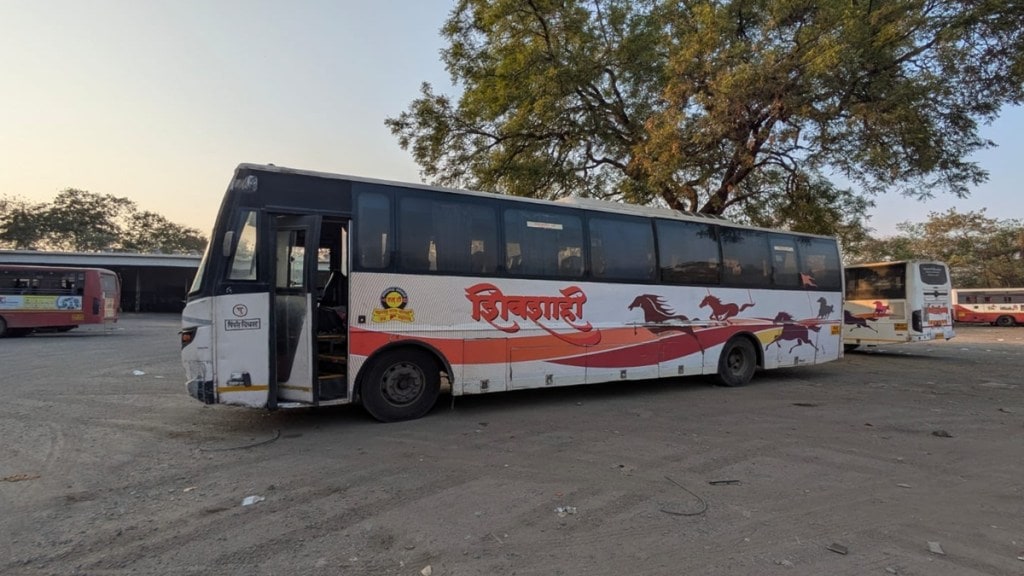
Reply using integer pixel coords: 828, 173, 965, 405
844, 310, 877, 332
629, 294, 690, 322
700, 294, 755, 321
767, 314, 821, 352
628, 294, 695, 335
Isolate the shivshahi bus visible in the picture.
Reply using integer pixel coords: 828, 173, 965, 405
0, 265, 120, 337
842, 260, 955, 350
181, 164, 844, 421
952, 287, 1024, 326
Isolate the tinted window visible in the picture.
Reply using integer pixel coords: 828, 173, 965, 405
657, 221, 720, 285
100, 274, 118, 294
720, 228, 770, 287
275, 229, 306, 289
770, 235, 800, 288
355, 192, 392, 269
918, 263, 948, 286
845, 262, 907, 300
227, 210, 259, 281
504, 209, 584, 278
398, 196, 498, 274
798, 237, 842, 291
589, 216, 655, 281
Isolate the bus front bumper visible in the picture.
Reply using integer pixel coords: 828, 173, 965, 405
187, 378, 216, 404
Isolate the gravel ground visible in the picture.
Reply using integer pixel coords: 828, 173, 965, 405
1, 314, 1022, 575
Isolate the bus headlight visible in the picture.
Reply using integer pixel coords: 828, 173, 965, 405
180, 326, 198, 349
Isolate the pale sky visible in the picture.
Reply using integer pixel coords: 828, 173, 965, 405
1, 0, 1020, 238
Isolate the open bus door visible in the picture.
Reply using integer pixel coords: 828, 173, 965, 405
270, 214, 321, 406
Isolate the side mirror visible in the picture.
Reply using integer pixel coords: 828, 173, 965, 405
222, 231, 235, 258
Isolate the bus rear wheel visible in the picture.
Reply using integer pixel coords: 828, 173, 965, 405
361, 349, 441, 422
995, 315, 1016, 327
0, 316, 6, 338
715, 337, 757, 387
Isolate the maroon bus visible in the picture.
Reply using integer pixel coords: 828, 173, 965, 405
0, 265, 120, 337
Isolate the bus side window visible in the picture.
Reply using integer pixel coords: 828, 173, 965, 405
504, 208, 582, 278
356, 192, 392, 270
721, 229, 769, 288
656, 220, 720, 285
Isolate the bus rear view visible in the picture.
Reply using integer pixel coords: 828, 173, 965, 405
843, 260, 955, 350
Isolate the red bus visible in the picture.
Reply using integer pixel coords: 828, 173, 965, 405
952, 288, 1024, 327
0, 265, 121, 337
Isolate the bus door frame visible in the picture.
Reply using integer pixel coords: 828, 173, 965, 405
268, 213, 322, 407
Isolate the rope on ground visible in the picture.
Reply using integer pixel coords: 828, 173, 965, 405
659, 475, 709, 517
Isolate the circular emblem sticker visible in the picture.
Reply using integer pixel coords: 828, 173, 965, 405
380, 287, 408, 310
372, 287, 415, 323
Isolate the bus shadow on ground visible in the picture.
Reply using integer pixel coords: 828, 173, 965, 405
843, 347, 969, 362
196, 374, 725, 434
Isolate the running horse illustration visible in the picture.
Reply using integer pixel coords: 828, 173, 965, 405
816, 297, 834, 319
628, 294, 694, 334
768, 311, 821, 352
699, 294, 755, 321
629, 294, 690, 322
844, 310, 877, 332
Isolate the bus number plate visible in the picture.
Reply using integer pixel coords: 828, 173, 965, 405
72, 313, 85, 321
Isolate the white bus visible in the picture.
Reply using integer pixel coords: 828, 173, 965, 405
843, 260, 955, 350
952, 287, 1024, 326
181, 164, 844, 421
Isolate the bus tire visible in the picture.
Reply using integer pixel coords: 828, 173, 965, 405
361, 349, 441, 422
995, 315, 1016, 327
0, 316, 6, 338
715, 337, 757, 387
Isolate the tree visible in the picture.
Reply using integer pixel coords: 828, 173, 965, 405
121, 210, 207, 254
0, 189, 207, 253
44, 188, 135, 251
0, 196, 50, 249
856, 209, 1024, 287
388, 0, 1024, 221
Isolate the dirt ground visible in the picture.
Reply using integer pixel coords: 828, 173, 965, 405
1, 314, 1022, 576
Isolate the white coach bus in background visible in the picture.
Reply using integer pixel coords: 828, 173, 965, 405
843, 260, 955, 351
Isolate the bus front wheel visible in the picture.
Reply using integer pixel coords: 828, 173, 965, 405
995, 315, 1016, 327
715, 337, 757, 387
361, 349, 441, 422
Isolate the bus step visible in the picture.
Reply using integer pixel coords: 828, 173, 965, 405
317, 333, 346, 342
318, 374, 348, 401
319, 354, 347, 363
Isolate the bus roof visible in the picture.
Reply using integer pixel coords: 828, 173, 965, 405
953, 287, 1024, 293
0, 264, 118, 275
846, 259, 947, 268
236, 163, 835, 241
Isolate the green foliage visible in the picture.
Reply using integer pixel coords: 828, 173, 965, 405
45, 188, 135, 252
0, 196, 49, 249
0, 189, 207, 254
388, 0, 1024, 226
121, 210, 207, 254
855, 209, 1024, 287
